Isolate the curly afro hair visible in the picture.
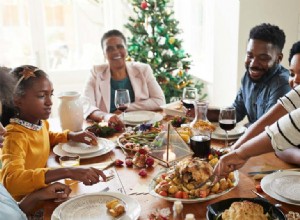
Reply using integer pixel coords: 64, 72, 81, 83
249, 23, 285, 51
288, 41, 300, 65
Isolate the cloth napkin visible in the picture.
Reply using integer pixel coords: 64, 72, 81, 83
128, 183, 149, 195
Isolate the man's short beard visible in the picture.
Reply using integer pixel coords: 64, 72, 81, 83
247, 63, 278, 83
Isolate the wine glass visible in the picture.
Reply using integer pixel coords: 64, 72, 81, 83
219, 107, 236, 148
115, 89, 131, 121
182, 87, 198, 117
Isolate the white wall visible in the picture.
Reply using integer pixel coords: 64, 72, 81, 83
209, 0, 300, 107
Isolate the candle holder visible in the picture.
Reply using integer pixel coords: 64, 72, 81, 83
149, 122, 193, 167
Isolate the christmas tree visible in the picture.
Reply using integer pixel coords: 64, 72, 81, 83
125, 0, 206, 103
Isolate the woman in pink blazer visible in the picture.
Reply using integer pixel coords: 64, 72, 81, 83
83, 29, 165, 127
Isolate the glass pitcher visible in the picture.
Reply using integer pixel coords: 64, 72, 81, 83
189, 101, 212, 158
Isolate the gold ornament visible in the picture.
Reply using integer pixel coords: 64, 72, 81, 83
168, 37, 175, 44
177, 69, 183, 77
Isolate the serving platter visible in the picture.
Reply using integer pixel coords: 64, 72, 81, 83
261, 170, 300, 206
51, 192, 141, 220
117, 126, 161, 151
206, 197, 285, 220
149, 170, 239, 204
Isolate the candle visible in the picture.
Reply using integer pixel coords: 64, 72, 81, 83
163, 149, 176, 161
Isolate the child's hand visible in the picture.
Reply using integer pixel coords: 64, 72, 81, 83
68, 130, 98, 145
69, 167, 107, 185
34, 182, 72, 201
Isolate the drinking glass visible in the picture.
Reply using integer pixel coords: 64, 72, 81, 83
54, 155, 80, 202
219, 107, 236, 148
182, 87, 198, 110
115, 89, 131, 121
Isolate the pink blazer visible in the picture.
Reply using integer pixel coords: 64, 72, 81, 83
83, 62, 166, 120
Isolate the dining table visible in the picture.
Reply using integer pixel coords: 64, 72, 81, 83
44, 114, 300, 220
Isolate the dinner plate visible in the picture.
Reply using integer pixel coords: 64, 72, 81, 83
270, 174, 300, 203
149, 170, 239, 203
213, 125, 246, 138
61, 139, 104, 154
53, 138, 115, 159
51, 192, 141, 220
261, 170, 300, 206
123, 112, 163, 126
206, 197, 285, 220
123, 111, 155, 123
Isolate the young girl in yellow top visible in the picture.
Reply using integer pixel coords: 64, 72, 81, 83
0, 65, 106, 201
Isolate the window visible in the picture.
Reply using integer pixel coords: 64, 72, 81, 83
173, 0, 213, 83
0, 0, 132, 71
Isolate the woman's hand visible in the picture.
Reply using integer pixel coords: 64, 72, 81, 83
68, 130, 98, 145
0, 122, 6, 148
108, 115, 125, 132
88, 110, 104, 123
68, 167, 107, 185
213, 151, 248, 178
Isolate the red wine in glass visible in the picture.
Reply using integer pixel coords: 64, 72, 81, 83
182, 99, 195, 109
117, 105, 128, 112
190, 135, 211, 159
219, 119, 236, 131
115, 89, 131, 122
219, 107, 236, 148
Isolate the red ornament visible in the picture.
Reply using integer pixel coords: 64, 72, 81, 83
141, 1, 148, 9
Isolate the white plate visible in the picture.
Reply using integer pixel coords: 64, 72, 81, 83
261, 171, 300, 206
61, 139, 104, 155
51, 192, 141, 220
211, 133, 241, 141
149, 170, 239, 203
124, 112, 163, 126
213, 126, 246, 138
270, 174, 300, 202
123, 111, 155, 123
53, 138, 115, 159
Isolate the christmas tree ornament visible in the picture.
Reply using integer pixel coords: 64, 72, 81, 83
141, 1, 148, 10
177, 61, 183, 68
148, 51, 154, 59
168, 37, 175, 44
177, 69, 183, 77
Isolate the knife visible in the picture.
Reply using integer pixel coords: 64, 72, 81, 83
248, 168, 300, 176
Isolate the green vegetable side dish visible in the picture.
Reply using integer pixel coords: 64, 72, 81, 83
85, 123, 116, 137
